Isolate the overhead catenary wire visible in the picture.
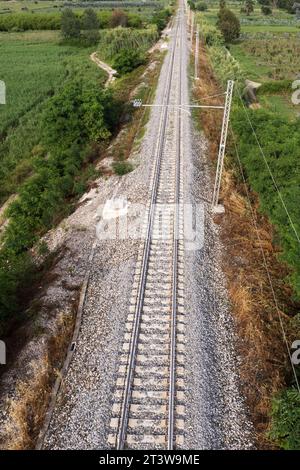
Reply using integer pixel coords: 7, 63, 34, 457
230, 125, 300, 394
238, 92, 300, 246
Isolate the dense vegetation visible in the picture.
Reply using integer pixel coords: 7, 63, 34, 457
232, 109, 300, 297
0, 67, 121, 332
0, 10, 144, 31
97, 26, 158, 60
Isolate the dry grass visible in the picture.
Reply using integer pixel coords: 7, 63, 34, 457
194, 42, 298, 448
1, 310, 74, 449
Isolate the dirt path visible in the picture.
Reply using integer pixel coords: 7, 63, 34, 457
90, 52, 117, 87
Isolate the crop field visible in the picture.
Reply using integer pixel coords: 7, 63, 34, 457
203, 5, 300, 32
0, 30, 106, 202
0, 30, 108, 135
0, 30, 69, 135
0, 0, 166, 15
230, 37, 300, 81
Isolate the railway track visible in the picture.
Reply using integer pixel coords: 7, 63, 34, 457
108, 3, 187, 450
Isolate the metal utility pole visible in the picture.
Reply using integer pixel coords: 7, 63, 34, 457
190, 11, 194, 47
212, 80, 234, 211
194, 24, 199, 80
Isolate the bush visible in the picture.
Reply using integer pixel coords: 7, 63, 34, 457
98, 28, 158, 60
150, 8, 171, 32
261, 5, 273, 15
269, 388, 300, 449
0, 13, 61, 31
217, 8, 240, 43
110, 9, 128, 28
113, 49, 146, 75
188, 0, 196, 9
113, 161, 134, 175
196, 2, 208, 11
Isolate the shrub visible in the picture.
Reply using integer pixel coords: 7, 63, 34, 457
217, 8, 241, 43
113, 49, 146, 75
150, 8, 171, 32
269, 388, 300, 449
0, 13, 61, 31
196, 2, 208, 11
261, 5, 273, 15
113, 161, 134, 175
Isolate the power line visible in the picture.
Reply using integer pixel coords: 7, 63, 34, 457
238, 93, 300, 246
230, 125, 300, 393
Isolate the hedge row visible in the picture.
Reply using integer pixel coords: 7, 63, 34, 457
0, 11, 144, 31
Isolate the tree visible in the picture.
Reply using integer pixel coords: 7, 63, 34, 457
217, 8, 240, 42
61, 8, 80, 40
220, 0, 226, 10
110, 9, 128, 28
245, 0, 254, 15
261, 5, 273, 14
81, 8, 100, 44
82, 8, 99, 30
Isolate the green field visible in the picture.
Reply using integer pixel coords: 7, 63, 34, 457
0, 30, 107, 202
202, 5, 300, 32
0, 30, 69, 135
0, 0, 166, 15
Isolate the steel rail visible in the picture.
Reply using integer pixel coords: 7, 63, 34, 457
116, 12, 182, 450
167, 5, 184, 451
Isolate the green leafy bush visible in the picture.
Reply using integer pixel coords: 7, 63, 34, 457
0, 11, 146, 32
113, 49, 146, 75
113, 161, 134, 175
150, 8, 172, 32
269, 388, 300, 449
261, 5, 273, 15
196, 2, 208, 11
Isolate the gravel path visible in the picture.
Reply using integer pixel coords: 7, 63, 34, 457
42, 3, 254, 449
